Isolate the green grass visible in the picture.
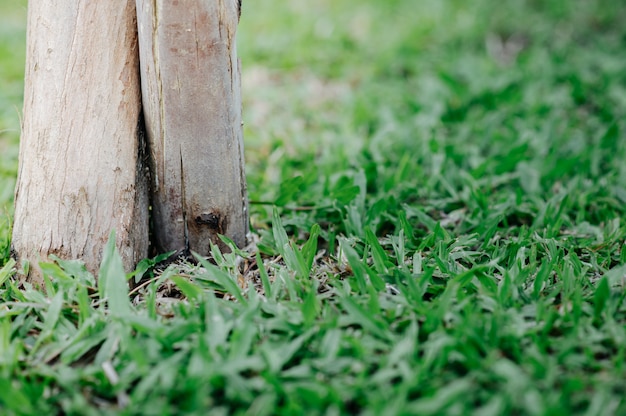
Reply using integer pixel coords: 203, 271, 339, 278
0, 1, 25, 261
1, 0, 626, 414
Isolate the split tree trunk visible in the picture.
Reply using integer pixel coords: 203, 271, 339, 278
13, 0, 248, 285
12, 1, 148, 285
136, 0, 248, 256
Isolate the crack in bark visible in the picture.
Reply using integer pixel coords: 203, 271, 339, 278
151, 0, 166, 193
179, 147, 189, 252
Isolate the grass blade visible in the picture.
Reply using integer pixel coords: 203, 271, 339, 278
98, 230, 131, 317
0, 258, 15, 287
194, 253, 247, 304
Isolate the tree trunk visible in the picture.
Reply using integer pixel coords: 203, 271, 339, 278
136, 0, 248, 256
12, 1, 148, 285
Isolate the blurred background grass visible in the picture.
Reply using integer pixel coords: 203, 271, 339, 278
0, 0, 26, 259
237, 0, 626, 233
0, 1, 26, 206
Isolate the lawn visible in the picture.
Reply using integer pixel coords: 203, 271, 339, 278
1, 0, 626, 414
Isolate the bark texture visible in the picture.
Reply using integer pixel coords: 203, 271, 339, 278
136, 0, 248, 256
12, 1, 148, 285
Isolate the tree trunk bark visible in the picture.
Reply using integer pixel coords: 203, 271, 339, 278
136, 0, 248, 256
12, 1, 148, 285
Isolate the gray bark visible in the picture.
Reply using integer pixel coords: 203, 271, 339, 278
136, 0, 248, 256
12, 1, 148, 285
13, 0, 248, 285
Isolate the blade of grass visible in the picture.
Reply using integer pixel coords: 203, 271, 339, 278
0, 258, 15, 287
98, 230, 131, 317
194, 253, 247, 304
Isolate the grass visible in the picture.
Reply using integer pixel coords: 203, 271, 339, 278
0, 1, 25, 261
1, 0, 626, 414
